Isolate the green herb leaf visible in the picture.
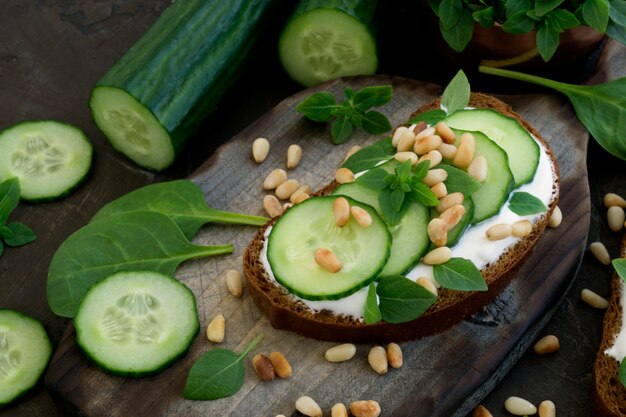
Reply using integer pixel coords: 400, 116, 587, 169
373, 137, 396, 155
412, 160, 431, 179
390, 189, 406, 212
502, 10, 537, 33
439, 0, 464, 29
535, 0, 566, 17
509, 192, 548, 215
433, 258, 487, 291
609, 0, 626, 26
360, 110, 392, 134
394, 159, 412, 179
376, 275, 437, 323
356, 168, 389, 190
407, 109, 447, 125
619, 357, 626, 388
3, 222, 36, 247
548, 9, 581, 31
473, 6, 495, 27
0, 225, 14, 239
343, 144, 394, 173
353, 85, 393, 111
410, 182, 440, 207
331, 117, 354, 144
440, 164, 482, 196
184, 334, 263, 400
364, 283, 382, 324
612, 258, 626, 281
378, 188, 410, 226
47, 211, 234, 317
607, 19, 626, 42
0, 241, 3, 257
506, 0, 533, 18
536, 22, 560, 61
296, 92, 337, 122
439, 7, 475, 52
582, 0, 611, 32
441, 70, 471, 114
92, 180, 267, 239
0, 178, 20, 225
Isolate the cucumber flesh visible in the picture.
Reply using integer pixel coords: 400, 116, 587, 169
444, 109, 539, 187
279, 7, 377, 87
267, 196, 391, 300
74, 271, 199, 377
0, 121, 92, 201
0, 309, 52, 407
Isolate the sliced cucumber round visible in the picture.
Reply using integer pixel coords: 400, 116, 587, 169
0, 309, 52, 407
74, 271, 199, 377
278, 7, 377, 87
444, 109, 539, 187
267, 196, 391, 300
0, 120, 93, 201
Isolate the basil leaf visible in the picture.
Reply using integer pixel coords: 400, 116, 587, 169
433, 258, 487, 291
412, 160, 431, 179
582, 0, 611, 32
394, 159, 412, 179
508, 192, 548, 215
184, 334, 262, 400
620, 357, 626, 388
441, 70, 471, 114
410, 182, 440, 207
0, 178, 20, 225
376, 275, 437, 324
0, 225, 14, 239
536, 23, 560, 61
3, 222, 36, 247
390, 189, 406, 212
373, 137, 396, 155
502, 10, 537, 33
473, 6, 495, 27
440, 164, 482, 196
610, 0, 626, 26
439, 0, 464, 30
344, 87, 355, 101
612, 258, 626, 281
296, 92, 337, 122
360, 110, 392, 134
364, 283, 382, 324
439, 8, 474, 52
47, 211, 234, 318
535, 0, 566, 17
343, 145, 393, 173
607, 19, 626, 43
356, 168, 388, 190
407, 109, 447, 125
549, 9, 580, 31
353, 85, 393, 111
378, 189, 410, 226
332, 117, 354, 144
506, 0, 532, 18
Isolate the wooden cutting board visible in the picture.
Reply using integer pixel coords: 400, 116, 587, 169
44, 75, 590, 417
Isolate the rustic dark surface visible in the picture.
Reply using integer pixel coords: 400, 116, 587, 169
0, 1, 624, 416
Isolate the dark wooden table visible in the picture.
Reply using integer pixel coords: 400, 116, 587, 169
1, 1, 624, 416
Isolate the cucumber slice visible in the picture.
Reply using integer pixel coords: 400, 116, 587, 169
0, 309, 52, 407
333, 182, 430, 276
444, 109, 540, 187
0, 121, 92, 201
267, 196, 391, 300
278, 1, 378, 87
74, 271, 199, 377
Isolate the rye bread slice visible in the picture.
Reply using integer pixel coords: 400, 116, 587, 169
593, 237, 626, 416
243, 92, 560, 343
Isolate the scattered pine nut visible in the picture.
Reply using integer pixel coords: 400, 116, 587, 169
548, 205, 562, 228
252, 353, 275, 381
315, 248, 342, 273
349, 400, 381, 417
418, 149, 442, 168
287, 144, 302, 169
275, 178, 300, 200
438, 143, 457, 160
263, 168, 288, 190
437, 192, 464, 213
416, 277, 438, 296
504, 396, 537, 416
325, 343, 356, 362
351, 206, 372, 228
386, 343, 403, 368
422, 246, 452, 265
472, 404, 493, 417
392, 126, 409, 147
333, 197, 351, 227
607, 206, 625, 232
538, 400, 556, 417
435, 121, 456, 144
344, 145, 362, 162
207, 314, 225, 343
581, 288, 609, 309
427, 218, 448, 247
467, 155, 487, 182
252, 138, 270, 163
394, 151, 418, 166
415, 126, 436, 141
486, 223, 513, 241
413, 134, 443, 155
332, 403, 349, 417
291, 185, 312, 204
431, 182, 448, 199
396, 129, 416, 152
452, 141, 474, 169
439, 204, 465, 230
268, 351, 292, 379
589, 241, 611, 265
423, 168, 448, 187
604, 192, 626, 208
336, 167, 355, 184
368, 346, 388, 374
512, 220, 533, 237
533, 335, 560, 355
225, 269, 243, 298
263, 195, 284, 217
295, 396, 322, 417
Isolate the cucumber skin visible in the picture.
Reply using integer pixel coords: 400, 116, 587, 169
91, 0, 279, 161
291, 0, 378, 23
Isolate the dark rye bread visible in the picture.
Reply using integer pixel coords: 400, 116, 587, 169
593, 237, 626, 417
243, 92, 560, 343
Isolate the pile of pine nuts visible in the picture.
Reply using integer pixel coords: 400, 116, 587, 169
277, 396, 381, 417
323, 342, 403, 374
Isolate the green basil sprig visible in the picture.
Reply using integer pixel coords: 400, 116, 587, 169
508, 191, 548, 215
613, 258, 626, 281
376, 275, 437, 324
296, 85, 393, 144
0, 178, 36, 257
433, 257, 487, 291
364, 282, 382, 324
342, 138, 395, 173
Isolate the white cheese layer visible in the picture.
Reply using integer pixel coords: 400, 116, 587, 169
605, 280, 626, 361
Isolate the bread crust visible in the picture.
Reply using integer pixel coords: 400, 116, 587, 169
243, 92, 560, 343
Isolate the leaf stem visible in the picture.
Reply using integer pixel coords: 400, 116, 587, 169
204, 208, 268, 227
194, 244, 234, 258
238, 334, 264, 358
478, 65, 574, 93
480, 47, 540, 68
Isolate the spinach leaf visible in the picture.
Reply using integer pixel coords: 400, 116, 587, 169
407, 109, 447, 125
91, 180, 267, 239
479, 66, 626, 160
612, 258, 626, 281
441, 70, 471, 114
433, 258, 487, 291
342, 143, 394, 173
47, 211, 233, 317
376, 275, 437, 324
184, 334, 262, 400
509, 192, 548, 215
363, 283, 381, 324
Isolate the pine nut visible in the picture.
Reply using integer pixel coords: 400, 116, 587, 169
290, 185, 312, 204
427, 218, 448, 247
608, 206, 625, 232
467, 155, 487, 182
350, 400, 381, 417
268, 351, 292, 378
414, 135, 443, 155
283, 202, 293, 210
512, 220, 533, 237
325, 343, 356, 362
415, 126, 436, 140
439, 204, 465, 230
295, 396, 322, 417
460, 132, 476, 149
394, 151, 418, 166
435, 121, 456, 144
418, 150, 443, 168
275, 179, 300, 200
604, 192, 626, 208
504, 396, 537, 415
431, 182, 448, 199
276, 415, 287, 417
344, 145, 362, 162
368, 346, 388, 374
315, 247, 342, 273
452, 141, 474, 169
287, 144, 302, 169
581, 288, 609, 309
486, 223, 512, 241
351, 206, 372, 228
387, 343, 403, 368
333, 197, 351, 227
396, 129, 416, 152
533, 335, 560, 355
252, 353, 275, 381
538, 400, 556, 417
548, 205, 562, 228
252, 138, 270, 163
263, 195, 283, 217
412, 121, 427, 134
392, 126, 408, 147
438, 143, 457, 160
416, 277, 438, 296
437, 192, 464, 213
423, 246, 452, 265
589, 241, 611, 265
263, 168, 287, 190
472, 404, 493, 417
336, 167, 355, 184
207, 314, 225, 343
332, 403, 348, 417
225, 269, 243, 298
423, 168, 448, 187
